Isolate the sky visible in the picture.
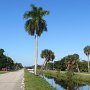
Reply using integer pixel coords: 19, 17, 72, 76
0, 0, 90, 66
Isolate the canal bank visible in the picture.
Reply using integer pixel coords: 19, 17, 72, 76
43, 70, 90, 90
44, 75, 90, 90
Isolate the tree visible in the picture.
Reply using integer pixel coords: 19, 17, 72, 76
14, 63, 23, 70
73, 54, 80, 72
84, 45, 90, 73
54, 58, 66, 71
65, 55, 76, 72
0, 49, 7, 70
0, 48, 23, 71
47, 62, 53, 70
0, 49, 5, 56
79, 60, 88, 72
40, 49, 55, 70
24, 4, 49, 75
6, 57, 14, 70
53, 54, 80, 72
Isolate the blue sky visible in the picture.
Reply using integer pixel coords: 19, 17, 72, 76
0, 0, 90, 66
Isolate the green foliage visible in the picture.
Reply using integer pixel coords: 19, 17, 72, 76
79, 60, 88, 72
0, 49, 4, 56
53, 54, 89, 72
41, 49, 55, 62
47, 63, 54, 70
54, 54, 80, 72
0, 48, 23, 71
54, 59, 66, 71
0, 71, 7, 74
44, 70, 90, 89
0, 50, 7, 69
40, 49, 55, 70
24, 4, 49, 37
14, 63, 23, 70
84, 46, 90, 56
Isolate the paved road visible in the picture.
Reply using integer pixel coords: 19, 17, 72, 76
0, 69, 24, 90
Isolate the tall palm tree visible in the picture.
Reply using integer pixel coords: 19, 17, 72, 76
84, 46, 90, 73
24, 4, 49, 75
40, 49, 55, 70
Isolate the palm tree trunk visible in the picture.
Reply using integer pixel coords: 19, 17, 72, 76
35, 34, 38, 75
53, 62, 54, 70
88, 55, 89, 73
77, 63, 80, 73
45, 61, 48, 70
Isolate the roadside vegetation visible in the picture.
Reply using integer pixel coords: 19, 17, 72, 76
24, 69, 56, 90
44, 52, 90, 73
0, 48, 23, 71
44, 70, 90, 84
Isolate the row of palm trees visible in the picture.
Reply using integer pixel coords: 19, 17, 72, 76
23, 4, 90, 75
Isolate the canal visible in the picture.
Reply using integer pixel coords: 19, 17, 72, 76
44, 76, 90, 90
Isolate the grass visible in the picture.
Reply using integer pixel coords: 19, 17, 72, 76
24, 69, 56, 90
0, 71, 8, 74
44, 70, 67, 80
73, 73, 90, 84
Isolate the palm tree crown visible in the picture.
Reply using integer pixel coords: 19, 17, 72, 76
41, 49, 55, 62
24, 4, 49, 36
84, 46, 90, 56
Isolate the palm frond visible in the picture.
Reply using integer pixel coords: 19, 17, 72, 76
36, 19, 47, 36
84, 46, 90, 56
25, 19, 35, 36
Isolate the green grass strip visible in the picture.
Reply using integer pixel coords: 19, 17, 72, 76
0, 71, 8, 74
24, 70, 56, 90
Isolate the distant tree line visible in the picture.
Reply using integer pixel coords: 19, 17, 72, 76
52, 46, 90, 72
26, 46, 90, 73
41, 46, 90, 73
46, 54, 88, 72
53, 57, 88, 72
0, 48, 23, 71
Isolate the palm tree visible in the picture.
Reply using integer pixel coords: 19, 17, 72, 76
73, 54, 80, 73
84, 46, 90, 73
24, 4, 49, 75
65, 55, 76, 72
40, 49, 55, 70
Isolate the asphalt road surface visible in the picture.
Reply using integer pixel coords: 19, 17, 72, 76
0, 69, 24, 90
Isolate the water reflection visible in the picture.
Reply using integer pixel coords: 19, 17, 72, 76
44, 75, 90, 90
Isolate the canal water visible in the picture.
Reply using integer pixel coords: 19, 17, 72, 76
44, 76, 90, 90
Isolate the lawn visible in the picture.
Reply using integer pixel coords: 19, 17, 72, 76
24, 69, 56, 90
